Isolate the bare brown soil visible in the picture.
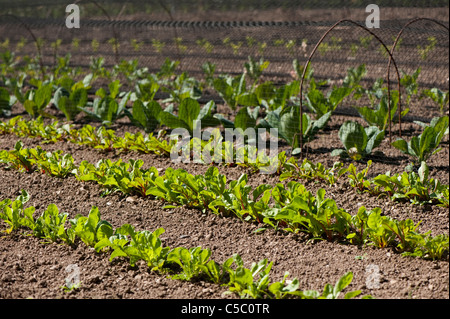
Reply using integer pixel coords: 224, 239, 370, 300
0, 100, 448, 301
0, 7, 448, 309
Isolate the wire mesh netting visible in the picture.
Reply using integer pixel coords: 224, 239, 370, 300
0, 0, 449, 158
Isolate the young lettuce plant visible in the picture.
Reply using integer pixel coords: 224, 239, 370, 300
331, 121, 385, 161
125, 227, 170, 271
34, 203, 71, 244
244, 56, 269, 90
392, 116, 448, 164
130, 77, 160, 102
400, 68, 420, 108
343, 64, 367, 91
69, 206, 113, 247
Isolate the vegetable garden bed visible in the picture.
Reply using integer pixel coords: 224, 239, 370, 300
0, 9, 448, 300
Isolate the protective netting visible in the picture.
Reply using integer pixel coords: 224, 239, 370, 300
0, 0, 449, 124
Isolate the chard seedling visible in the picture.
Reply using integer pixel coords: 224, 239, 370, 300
0, 190, 32, 233
167, 247, 212, 281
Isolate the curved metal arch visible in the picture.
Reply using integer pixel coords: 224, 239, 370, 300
298, 19, 402, 155
0, 14, 46, 80
388, 17, 449, 137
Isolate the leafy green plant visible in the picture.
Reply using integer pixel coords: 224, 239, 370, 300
372, 162, 448, 207
69, 206, 112, 247
151, 39, 165, 54
364, 207, 397, 248
244, 56, 269, 89
34, 203, 70, 243
0, 189, 32, 233
400, 68, 420, 107
80, 80, 131, 126
157, 58, 179, 80
420, 88, 449, 115
33, 148, 76, 178
76, 158, 161, 198
226, 254, 273, 299
300, 272, 362, 299
208, 173, 271, 222
403, 233, 449, 260
354, 78, 385, 108
196, 39, 214, 54
213, 73, 259, 111
167, 247, 213, 280
273, 187, 352, 241
124, 226, 170, 271
305, 79, 354, 119
356, 90, 407, 131
0, 86, 16, 116
158, 98, 220, 135
347, 160, 373, 192
126, 99, 162, 133
417, 36, 437, 60
392, 116, 448, 163
279, 156, 347, 185
130, 39, 144, 52
91, 39, 99, 52
61, 281, 81, 293
201, 61, 216, 89
112, 59, 149, 87
53, 81, 89, 121
331, 121, 384, 160
267, 272, 304, 299
254, 80, 300, 111
89, 56, 110, 80
0, 140, 36, 172
343, 64, 367, 90
259, 106, 331, 154
160, 72, 202, 105
22, 83, 53, 119
130, 77, 160, 102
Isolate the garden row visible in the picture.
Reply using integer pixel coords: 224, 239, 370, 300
0, 189, 366, 299
0, 33, 442, 64
1, 140, 448, 261
1, 50, 448, 161
1, 116, 448, 208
